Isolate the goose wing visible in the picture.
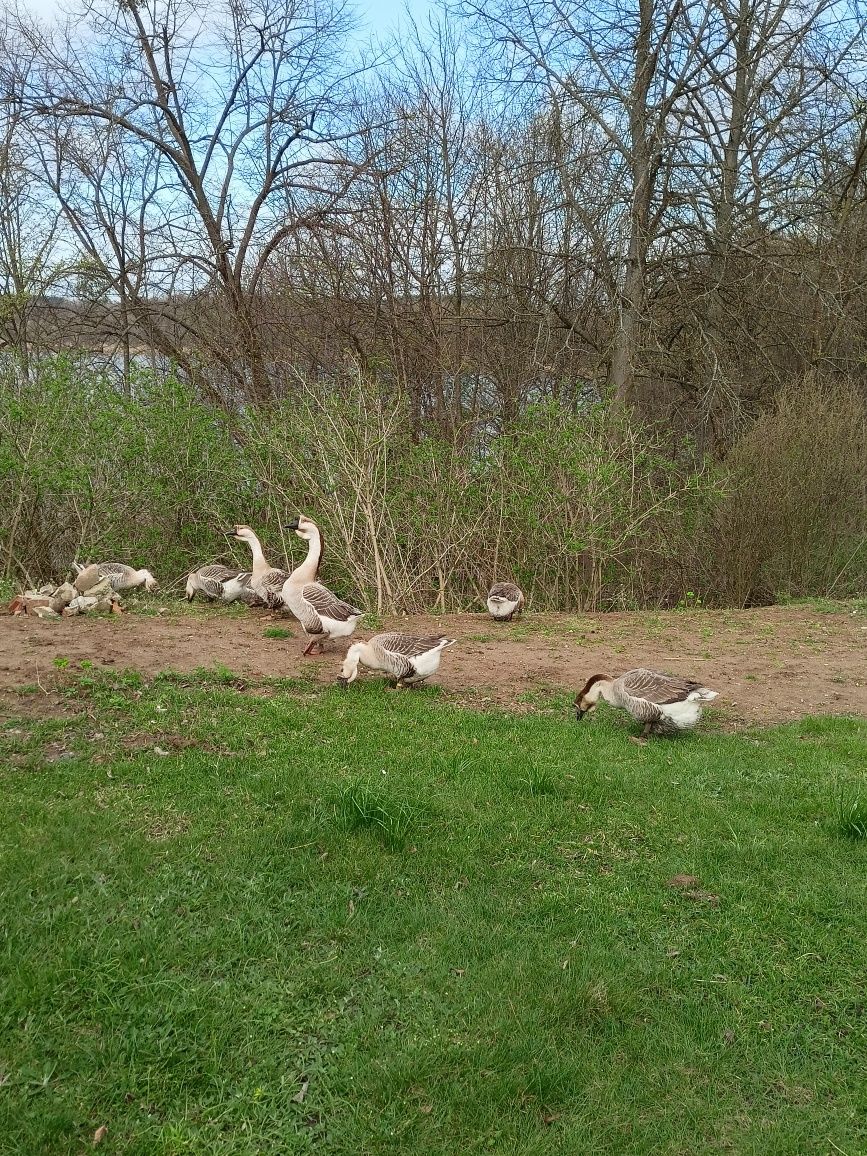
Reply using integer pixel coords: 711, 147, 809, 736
488, 582, 522, 602
195, 564, 235, 599
258, 568, 292, 604
302, 582, 362, 623
619, 668, 702, 704
93, 562, 134, 591
376, 632, 451, 658
97, 562, 130, 581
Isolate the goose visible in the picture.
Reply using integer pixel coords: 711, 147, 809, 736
228, 525, 292, 607
338, 632, 456, 688
281, 515, 363, 654
73, 561, 158, 593
185, 564, 263, 605
487, 581, 525, 621
575, 668, 719, 741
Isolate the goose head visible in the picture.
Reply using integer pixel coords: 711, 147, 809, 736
337, 642, 363, 687
286, 515, 318, 541
141, 569, 159, 592
227, 524, 257, 544
574, 674, 610, 721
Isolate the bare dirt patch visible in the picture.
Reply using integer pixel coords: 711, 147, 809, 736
1, 603, 864, 728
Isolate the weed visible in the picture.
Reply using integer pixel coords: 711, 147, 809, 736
676, 590, 703, 610
837, 793, 867, 840
334, 782, 415, 850
263, 626, 293, 640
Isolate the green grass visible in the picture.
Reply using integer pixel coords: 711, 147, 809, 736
263, 626, 294, 640
1, 672, 866, 1154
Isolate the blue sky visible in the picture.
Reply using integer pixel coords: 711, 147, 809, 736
24, 0, 435, 36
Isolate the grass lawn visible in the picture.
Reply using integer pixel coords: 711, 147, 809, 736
2, 667, 866, 1154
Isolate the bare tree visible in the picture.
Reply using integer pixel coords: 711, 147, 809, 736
9, 0, 370, 404
0, 21, 63, 371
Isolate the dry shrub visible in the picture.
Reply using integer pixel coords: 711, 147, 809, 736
711, 379, 867, 605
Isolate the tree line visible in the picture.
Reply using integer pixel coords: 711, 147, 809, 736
0, 0, 865, 605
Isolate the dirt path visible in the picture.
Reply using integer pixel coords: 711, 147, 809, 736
1, 603, 864, 728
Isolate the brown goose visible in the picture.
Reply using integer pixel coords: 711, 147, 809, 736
185, 564, 262, 605
74, 562, 158, 593
228, 525, 291, 607
575, 668, 719, 741
280, 515, 362, 654
486, 582, 525, 621
338, 632, 455, 688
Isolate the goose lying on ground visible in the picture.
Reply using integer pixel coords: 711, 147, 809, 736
487, 582, 525, 621
574, 668, 719, 741
228, 525, 292, 607
281, 515, 362, 654
74, 562, 158, 593
338, 632, 455, 688
185, 564, 262, 605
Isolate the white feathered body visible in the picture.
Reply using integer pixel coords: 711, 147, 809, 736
487, 582, 525, 620
341, 632, 456, 686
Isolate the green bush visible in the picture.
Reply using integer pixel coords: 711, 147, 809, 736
2, 359, 862, 609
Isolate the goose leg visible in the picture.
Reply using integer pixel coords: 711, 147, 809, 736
302, 638, 319, 656
630, 723, 652, 746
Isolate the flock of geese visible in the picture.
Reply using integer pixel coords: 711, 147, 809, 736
76, 514, 719, 742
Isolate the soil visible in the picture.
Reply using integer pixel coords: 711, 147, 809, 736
1, 602, 864, 730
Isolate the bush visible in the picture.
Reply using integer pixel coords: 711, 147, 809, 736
709, 379, 867, 605
2, 359, 862, 610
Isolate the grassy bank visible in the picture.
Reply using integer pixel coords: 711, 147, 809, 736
2, 670, 866, 1154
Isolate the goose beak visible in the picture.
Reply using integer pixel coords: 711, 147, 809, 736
287, 517, 301, 531
336, 676, 349, 689
575, 706, 586, 722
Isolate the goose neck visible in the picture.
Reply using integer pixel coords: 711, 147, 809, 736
293, 527, 322, 583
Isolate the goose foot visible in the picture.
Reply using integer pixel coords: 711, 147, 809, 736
302, 638, 323, 656
630, 723, 653, 746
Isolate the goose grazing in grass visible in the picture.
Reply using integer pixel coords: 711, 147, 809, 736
338, 633, 455, 688
281, 515, 362, 654
487, 582, 525, 621
74, 562, 158, 593
228, 525, 292, 607
575, 668, 719, 742
185, 565, 262, 605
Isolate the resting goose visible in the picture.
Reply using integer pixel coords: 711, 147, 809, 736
185, 564, 262, 605
228, 525, 292, 607
74, 561, 158, 593
575, 668, 719, 741
338, 632, 455, 688
281, 515, 362, 654
487, 582, 525, 621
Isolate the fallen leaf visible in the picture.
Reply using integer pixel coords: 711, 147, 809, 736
542, 1112, 561, 1126
153, 746, 170, 756
93, 1125, 108, 1145
419, 1103, 433, 1115
723, 1029, 735, 1045
292, 1078, 309, 1104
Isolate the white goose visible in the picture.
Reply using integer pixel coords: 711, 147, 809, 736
338, 632, 455, 688
74, 562, 158, 593
575, 668, 719, 741
228, 525, 292, 607
487, 582, 525, 621
281, 515, 363, 654
185, 564, 262, 605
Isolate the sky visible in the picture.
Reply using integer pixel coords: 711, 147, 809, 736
22, 0, 435, 36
